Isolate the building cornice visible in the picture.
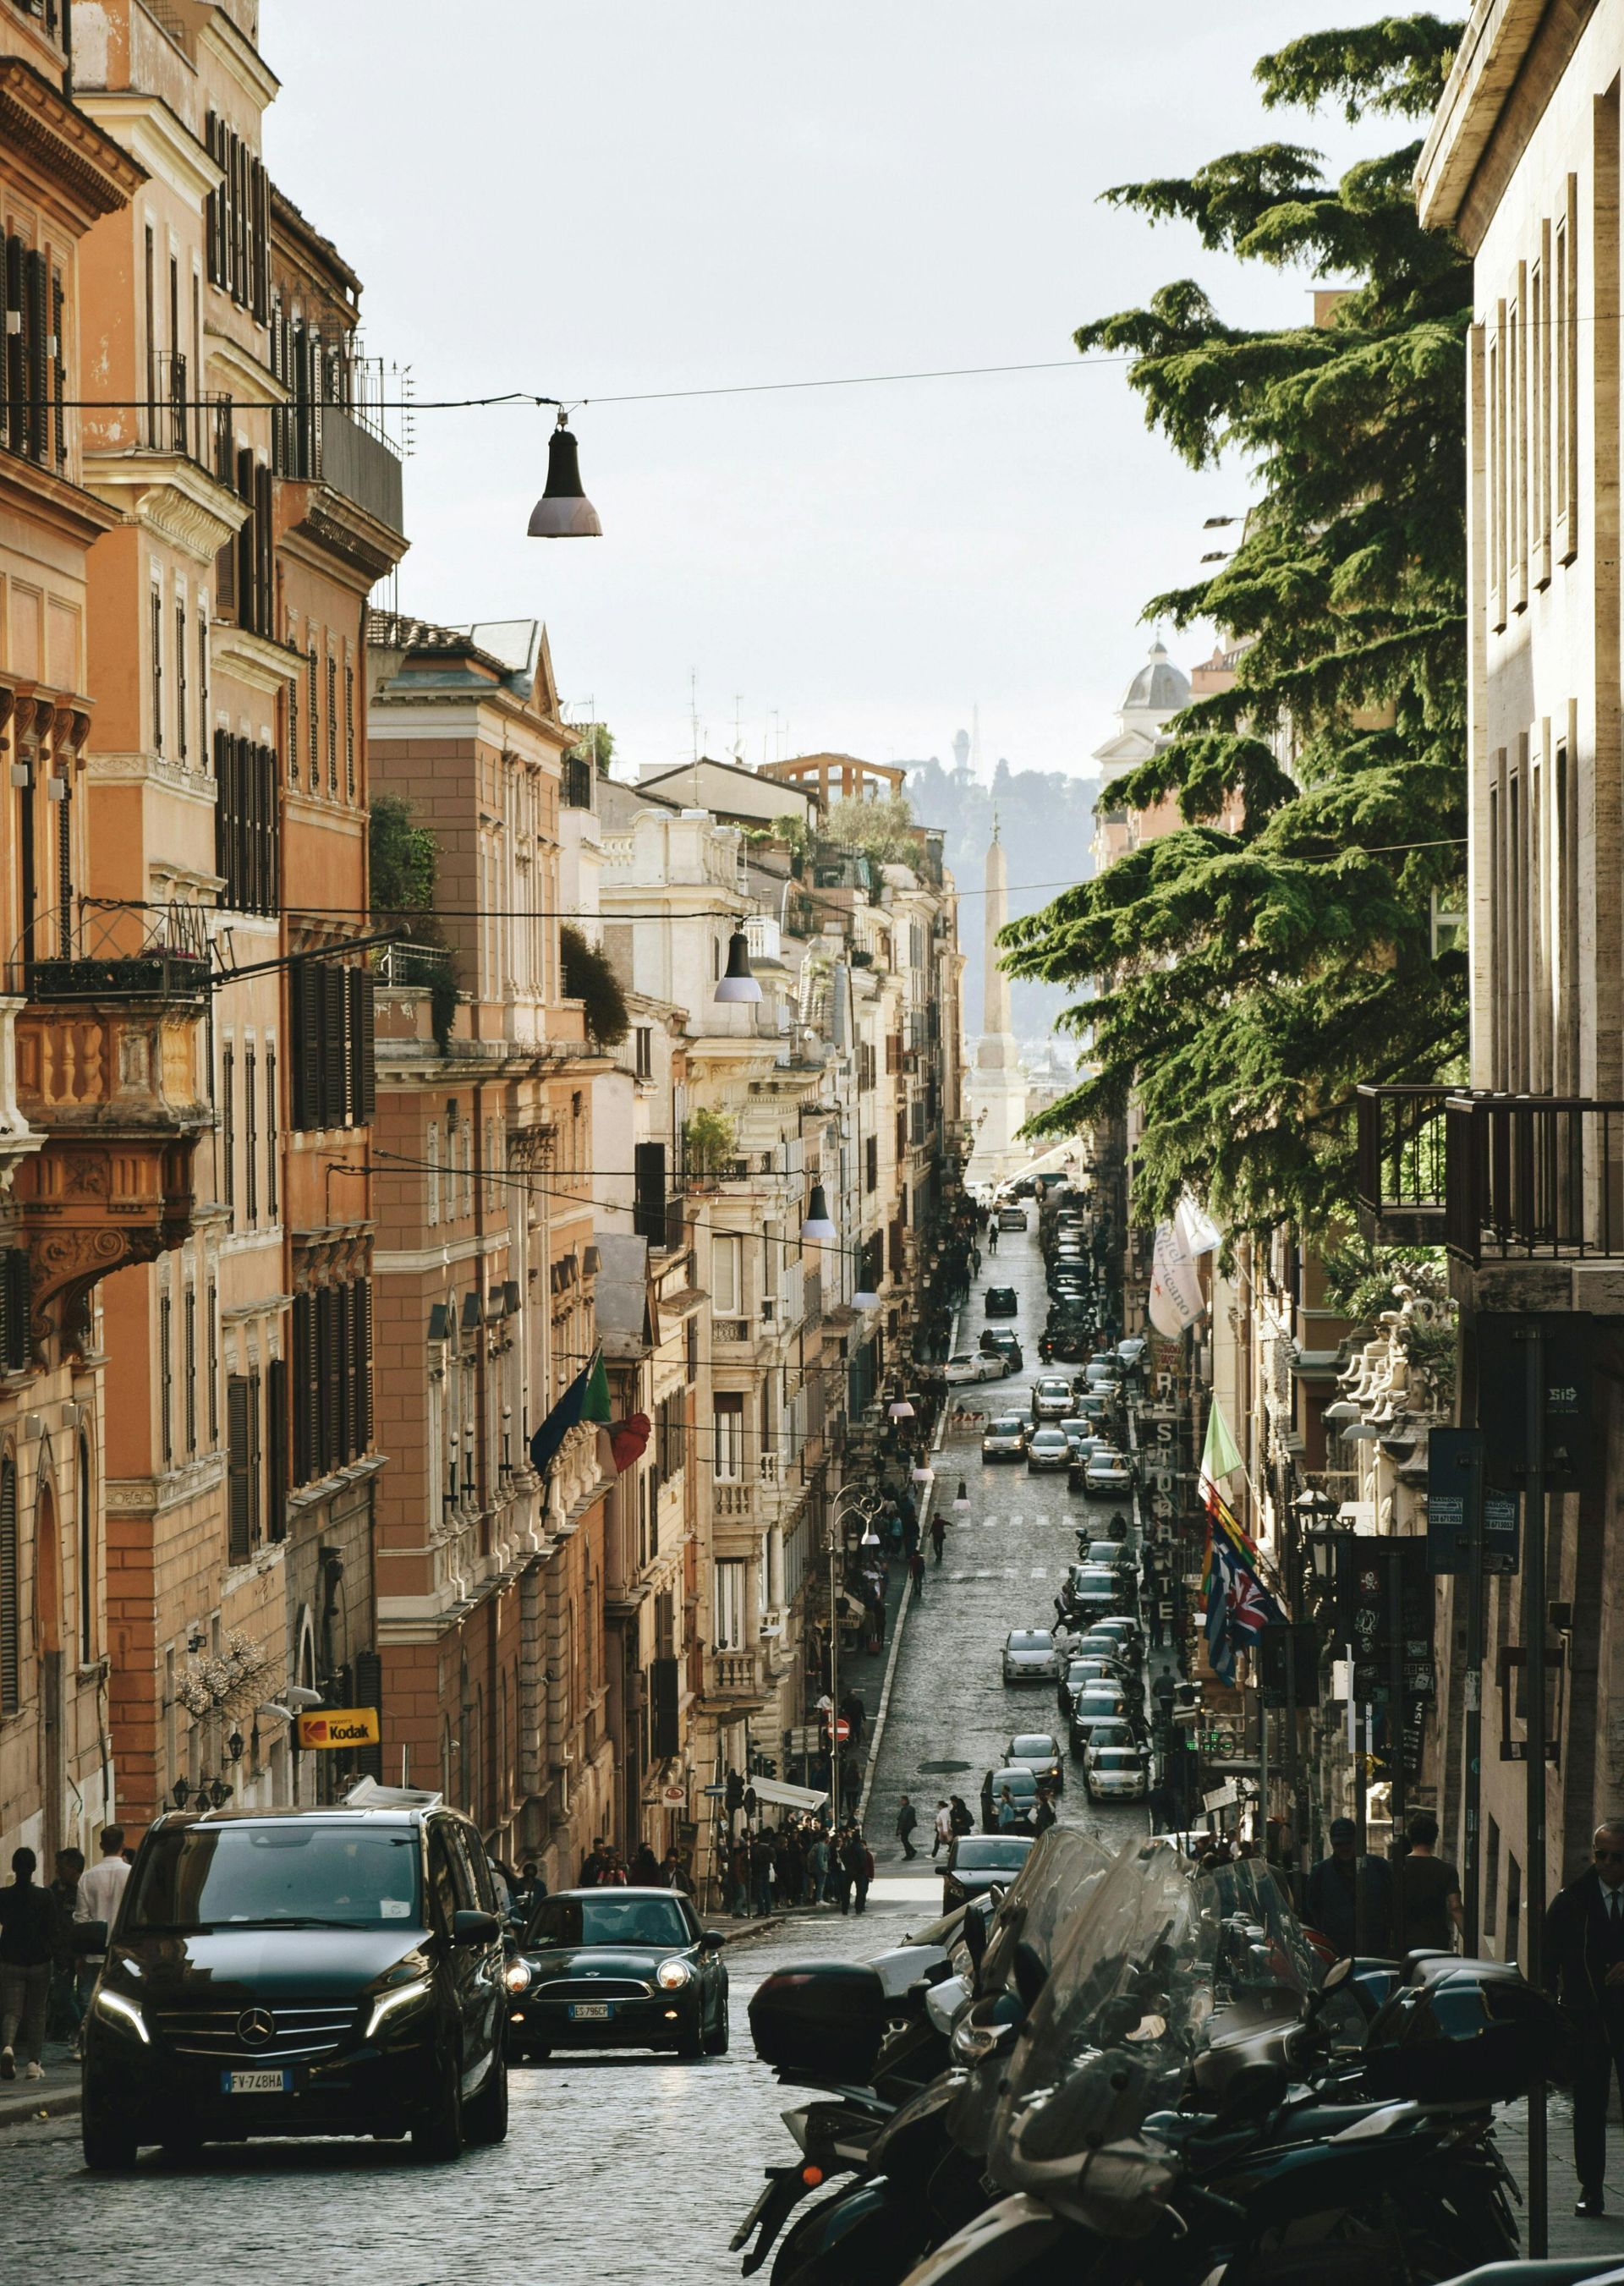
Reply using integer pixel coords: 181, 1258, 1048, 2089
211, 621, 299, 699
204, 324, 288, 408
281, 483, 409, 585
1416, 0, 1599, 246
0, 56, 146, 229
196, 8, 282, 112
75, 90, 222, 207
82, 447, 247, 561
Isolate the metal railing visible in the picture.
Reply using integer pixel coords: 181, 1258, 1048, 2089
1354, 1083, 1453, 1227
14, 898, 211, 1002
372, 940, 453, 989
1444, 1091, 1624, 1265
561, 754, 595, 811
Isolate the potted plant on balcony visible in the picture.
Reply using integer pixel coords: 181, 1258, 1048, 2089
683, 1107, 737, 1187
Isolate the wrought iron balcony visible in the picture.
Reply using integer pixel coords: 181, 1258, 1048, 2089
1444, 1092, 1624, 1267
1354, 1083, 1451, 1244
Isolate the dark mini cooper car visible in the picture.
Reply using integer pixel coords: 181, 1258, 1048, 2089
941, 1833, 1034, 1910
985, 1285, 1020, 1318
510, 1889, 728, 2062
80, 1799, 511, 2169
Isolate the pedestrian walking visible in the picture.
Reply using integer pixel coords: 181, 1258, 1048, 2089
930, 1512, 947, 1564
1034, 1791, 1057, 1836
933, 1801, 953, 1859
1545, 1819, 1624, 2216
1391, 1813, 1462, 1956
909, 1548, 925, 1596
987, 1225, 998, 1256
728, 1839, 751, 1917
630, 1841, 661, 1887
47, 1847, 84, 2046
808, 1830, 830, 1904
896, 1795, 919, 1861
844, 1830, 874, 1916
0, 1849, 57, 2081
578, 1836, 606, 1887
949, 1795, 974, 1839
751, 1830, 775, 1917
73, 1824, 129, 2012
996, 1785, 1021, 1834
1303, 1817, 1391, 1960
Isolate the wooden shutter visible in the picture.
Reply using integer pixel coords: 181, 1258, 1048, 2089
336, 1280, 354, 1462
0, 1249, 28, 1373
0, 1460, 16, 1714
633, 1141, 666, 1244
291, 1291, 313, 1486
23, 249, 46, 463
266, 1354, 288, 1541
322, 965, 346, 1127
247, 1369, 262, 1546
3, 238, 21, 454
226, 1373, 251, 1564
348, 966, 376, 1123
650, 1656, 680, 1758
354, 1277, 372, 1453
51, 267, 64, 467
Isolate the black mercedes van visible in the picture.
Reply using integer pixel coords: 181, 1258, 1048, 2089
80, 1799, 511, 2169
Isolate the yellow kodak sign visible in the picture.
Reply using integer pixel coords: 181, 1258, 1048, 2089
295, 1706, 380, 1750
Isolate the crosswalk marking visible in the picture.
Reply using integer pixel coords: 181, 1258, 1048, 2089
1030, 1566, 1047, 1578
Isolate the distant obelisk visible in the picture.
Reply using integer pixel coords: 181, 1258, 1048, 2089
965, 814, 1028, 1187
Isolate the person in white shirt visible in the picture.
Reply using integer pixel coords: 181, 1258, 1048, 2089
74, 1827, 130, 1951
932, 1801, 953, 1859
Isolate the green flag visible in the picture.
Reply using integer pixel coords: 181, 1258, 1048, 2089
582, 1351, 612, 1425
1199, 1397, 1243, 1498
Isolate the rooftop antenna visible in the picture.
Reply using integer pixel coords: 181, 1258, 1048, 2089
733, 692, 744, 763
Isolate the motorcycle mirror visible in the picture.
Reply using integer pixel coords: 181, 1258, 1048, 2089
1322, 1957, 1354, 1993
1125, 2013, 1167, 2042
1012, 1940, 1047, 2015
963, 1907, 989, 1973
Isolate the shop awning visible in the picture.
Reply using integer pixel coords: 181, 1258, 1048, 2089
749, 1775, 830, 1811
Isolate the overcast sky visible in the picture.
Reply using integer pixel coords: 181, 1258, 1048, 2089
261, 2, 1385, 781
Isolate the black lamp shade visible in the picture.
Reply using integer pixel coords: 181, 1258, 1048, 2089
714, 928, 761, 1003
528, 420, 602, 538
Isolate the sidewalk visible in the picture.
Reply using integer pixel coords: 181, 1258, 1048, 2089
0, 2036, 80, 2131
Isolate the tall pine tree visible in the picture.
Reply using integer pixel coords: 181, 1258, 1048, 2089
1004, 16, 1468, 1240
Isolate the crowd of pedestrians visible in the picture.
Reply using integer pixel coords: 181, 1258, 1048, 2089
0, 1822, 130, 2080
723, 1813, 875, 1917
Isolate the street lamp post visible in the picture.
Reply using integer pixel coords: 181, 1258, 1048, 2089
826, 1486, 885, 1815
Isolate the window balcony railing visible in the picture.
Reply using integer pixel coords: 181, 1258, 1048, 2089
1444, 1091, 1624, 1267
706, 1648, 765, 1702
12, 898, 211, 1005
1353, 1083, 1452, 1243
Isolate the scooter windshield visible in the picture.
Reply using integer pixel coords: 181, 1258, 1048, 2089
988, 1838, 1209, 2176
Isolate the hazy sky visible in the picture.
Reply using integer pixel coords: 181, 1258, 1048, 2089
261, 2, 1385, 779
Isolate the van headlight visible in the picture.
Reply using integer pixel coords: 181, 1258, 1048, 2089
92, 1987, 150, 2044
656, 1958, 694, 1991
504, 1959, 532, 1994
364, 1973, 435, 2042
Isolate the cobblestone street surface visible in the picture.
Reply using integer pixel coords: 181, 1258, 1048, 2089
6, 1224, 1624, 2273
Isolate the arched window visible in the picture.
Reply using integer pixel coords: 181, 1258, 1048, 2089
0, 1456, 17, 1713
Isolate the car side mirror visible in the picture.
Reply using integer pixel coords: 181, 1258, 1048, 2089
700, 1929, 727, 1950
452, 1907, 502, 1946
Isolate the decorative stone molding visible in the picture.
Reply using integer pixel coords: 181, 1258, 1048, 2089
83, 449, 247, 563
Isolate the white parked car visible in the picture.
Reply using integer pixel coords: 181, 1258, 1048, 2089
1084, 1741, 1149, 1802
943, 1351, 1008, 1386
1001, 1628, 1061, 1684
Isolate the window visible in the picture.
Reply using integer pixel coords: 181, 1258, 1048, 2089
287, 962, 376, 1131
78, 1434, 92, 1667
634, 1025, 653, 1080
656, 1395, 685, 1479
427, 1121, 441, 1225
1555, 180, 1578, 563
712, 1390, 744, 1480
265, 1048, 277, 1223
151, 583, 163, 752
344, 661, 355, 799
206, 1280, 218, 1445
286, 650, 299, 784
1484, 1815, 1501, 1938
184, 1284, 196, 1455
292, 1276, 372, 1486
307, 644, 319, 787
221, 1043, 234, 1220
0, 1250, 26, 1374
326, 650, 337, 792
213, 731, 279, 916
713, 1558, 747, 1650
0, 1458, 15, 1713
159, 1293, 173, 1466
198, 605, 209, 754
712, 1233, 741, 1319
176, 594, 188, 761
226, 1371, 260, 1565
203, 112, 269, 319
244, 1043, 257, 1225
864, 1134, 878, 1193
3, 234, 63, 468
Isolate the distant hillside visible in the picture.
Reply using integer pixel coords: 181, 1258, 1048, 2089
901, 754, 1100, 1050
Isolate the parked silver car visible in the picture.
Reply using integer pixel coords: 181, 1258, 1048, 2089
1001, 1628, 1060, 1684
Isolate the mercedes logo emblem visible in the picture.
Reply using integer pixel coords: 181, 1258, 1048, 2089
237, 2006, 276, 2048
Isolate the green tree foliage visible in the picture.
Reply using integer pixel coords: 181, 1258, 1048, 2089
682, 1106, 738, 1176
568, 722, 616, 776
823, 792, 918, 867
369, 793, 437, 921
1002, 15, 1468, 1241
560, 923, 630, 1049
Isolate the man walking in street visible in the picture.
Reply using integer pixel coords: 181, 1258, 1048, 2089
844, 1828, 874, 1916
1391, 1813, 1463, 1956
930, 1510, 947, 1564
933, 1801, 953, 1858
47, 1846, 84, 2048
909, 1547, 926, 1597
0, 1849, 58, 2081
74, 1823, 130, 2019
1304, 1817, 1391, 1960
896, 1795, 919, 1861
1546, 1820, 1624, 2216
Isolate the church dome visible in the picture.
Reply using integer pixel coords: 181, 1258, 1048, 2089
1121, 636, 1189, 715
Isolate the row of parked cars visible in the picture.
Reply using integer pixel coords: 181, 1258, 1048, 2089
979, 1364, 1136, 1494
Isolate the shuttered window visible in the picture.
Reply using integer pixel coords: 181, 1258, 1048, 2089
160, 1293, 173, 1466
287, 962, 376, 1131
244, 1043, 257, 1225
265, 1048, 277, 1221
0, 238, 55, 467
213, 731, 280, 916
221, 1043, 234, 1220
266, 1355, 288, 1542
290, 1277, 372, 1486
326, 650, 337, 792
0, 1459, 16, 1713
227, 1372, 255, 1565
184, 1285, 196, 1455
204, 112, 270, 318
1, 1249, 30, 1374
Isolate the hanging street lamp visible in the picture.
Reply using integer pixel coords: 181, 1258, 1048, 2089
527, 411, 602, 537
